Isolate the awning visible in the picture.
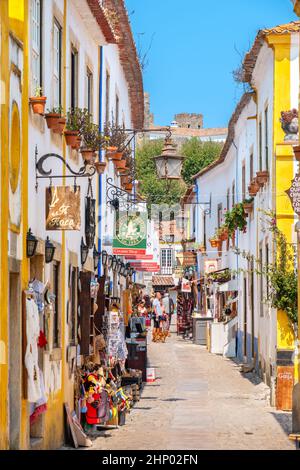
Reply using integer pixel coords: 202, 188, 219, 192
152, 275, 175, 287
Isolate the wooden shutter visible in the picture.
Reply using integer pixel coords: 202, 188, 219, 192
78, 271, 92, 356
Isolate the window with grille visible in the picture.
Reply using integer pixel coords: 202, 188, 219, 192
161, 248, 173, 273
86, 68, 93, 114
105, 70, 110, 124
265, 106, 269, 171
53, 20, 62, 108
259, 118, 262, 171
52, 261, 60, 348
31, 0, 42, 92
71, 47, 78, 109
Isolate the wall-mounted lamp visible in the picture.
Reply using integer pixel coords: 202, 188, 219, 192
93, 245, 101, 271
102, 250, 108, 266
81, 237, 89, 265
112, 255, 118, 272
45, 237, 56, 263
26, 228, 38, 258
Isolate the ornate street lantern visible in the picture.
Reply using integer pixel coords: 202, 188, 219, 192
101, 250, 108, 266
107, 255, 113, 269
117, 259, 123, 274
154, 137, 185, 180
80, 237, 89, 265
120, 262, 126, 276
93, 245, 101, 271
112, 255, 118, 272
26, 228, 38, 258
45, 236, 56, 263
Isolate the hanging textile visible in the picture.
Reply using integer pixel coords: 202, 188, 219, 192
85, 179, 96, 249
25, 298, 42, 403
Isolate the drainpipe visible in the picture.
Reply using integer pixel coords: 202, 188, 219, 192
98, 46, 103, 276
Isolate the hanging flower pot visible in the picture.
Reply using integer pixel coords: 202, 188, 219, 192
94, 161, 107, 174
64, 129, 79, 147
115, 159, 127, 170
209, 238, 218, 248
125, 183, 133, 191
248, 178, 260, 196
220, 227, 228, 241
256, 170, 269, 185
293, 145, 300, 162
53, 117, 66, 135
29, 96, 47, 115
111, 151, 123, 161
243, 200, 254, 215
106, 146, 118, 159
71, 135, 82, 150
45, 112, 61, 130
81, 149, 96, 163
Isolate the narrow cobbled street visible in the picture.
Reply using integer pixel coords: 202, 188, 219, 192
91, 319, 293, 451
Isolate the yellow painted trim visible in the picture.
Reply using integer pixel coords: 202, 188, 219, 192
269, 34, 296, 354
0, 0, 9, 450
19, 0, 29, 450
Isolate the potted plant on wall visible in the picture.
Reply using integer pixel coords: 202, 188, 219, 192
104, 122, 127, 160
64, 107, 83, 147
248, 177, 260, 197
81, 121, 108, 163
29, 86, 47, 115
256, 170, 269, 186
243, 197, 254, 215
44, 106, 63, 130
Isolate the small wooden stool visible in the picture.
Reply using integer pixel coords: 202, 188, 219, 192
289, 433, 300, 450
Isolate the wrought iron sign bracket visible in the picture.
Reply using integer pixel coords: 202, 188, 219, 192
106, 176, 145, 211
35, 146, 96, 192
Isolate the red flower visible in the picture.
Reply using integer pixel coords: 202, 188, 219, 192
38, 330, 47, 348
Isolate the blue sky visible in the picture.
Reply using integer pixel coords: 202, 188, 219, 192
125, 0, 297, 129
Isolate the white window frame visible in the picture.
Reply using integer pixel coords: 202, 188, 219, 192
53, 20, 61, 108
31, 0, 41, 93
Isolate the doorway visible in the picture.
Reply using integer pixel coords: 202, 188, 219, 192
243, 278, 247, 357
9, 272, 21, 449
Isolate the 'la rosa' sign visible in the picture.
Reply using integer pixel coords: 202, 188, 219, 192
46, 186, 81, 231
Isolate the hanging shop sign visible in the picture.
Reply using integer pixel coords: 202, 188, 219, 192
113, 211, 147, 255
181, 277, 192, 293
204, 259, 219, 274
286, 173, 300, 216
46, 186, 80, 231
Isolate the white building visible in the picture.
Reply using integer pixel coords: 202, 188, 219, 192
193, 21, 300, 405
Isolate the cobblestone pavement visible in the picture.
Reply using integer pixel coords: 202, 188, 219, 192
87, 320, 294, 450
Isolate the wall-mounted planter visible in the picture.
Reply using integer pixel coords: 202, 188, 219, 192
45, 112, 60, 129
248, 178, 260, 196
81, 149, 96, 163
53, 117, 66, 135
64, 130, 80, 147
29, 96, 47, 115
111, 151, 123, 161
71, 135, 82, 150
94, 162, 107, 174
115, 159, 126, 170
243, 201, 254, 215
209, 238, 219, 248
125, 183, 133, 191
256, 170, 269, 185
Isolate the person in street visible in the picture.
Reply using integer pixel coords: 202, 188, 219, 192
152, 291, 163, 342
162, 291, 174, 336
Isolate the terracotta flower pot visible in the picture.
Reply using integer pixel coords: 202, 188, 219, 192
29, 96, 47, 115
81, 149, 96, 163
111, 151, 123, 161
256, 170, 269, 185
243, 202, 253, 215
53, 117, 66, 135
94, 162, 107, 174
71, 135, 82, 150
64, 130, 79, 147
106, 146, 118, 153
209, 239, 218, 248
115, 160, 127, 169
293, 145, 300, 162
45, 112, 61, 129
248, 179, 260, 196
125, 183, 133, 191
